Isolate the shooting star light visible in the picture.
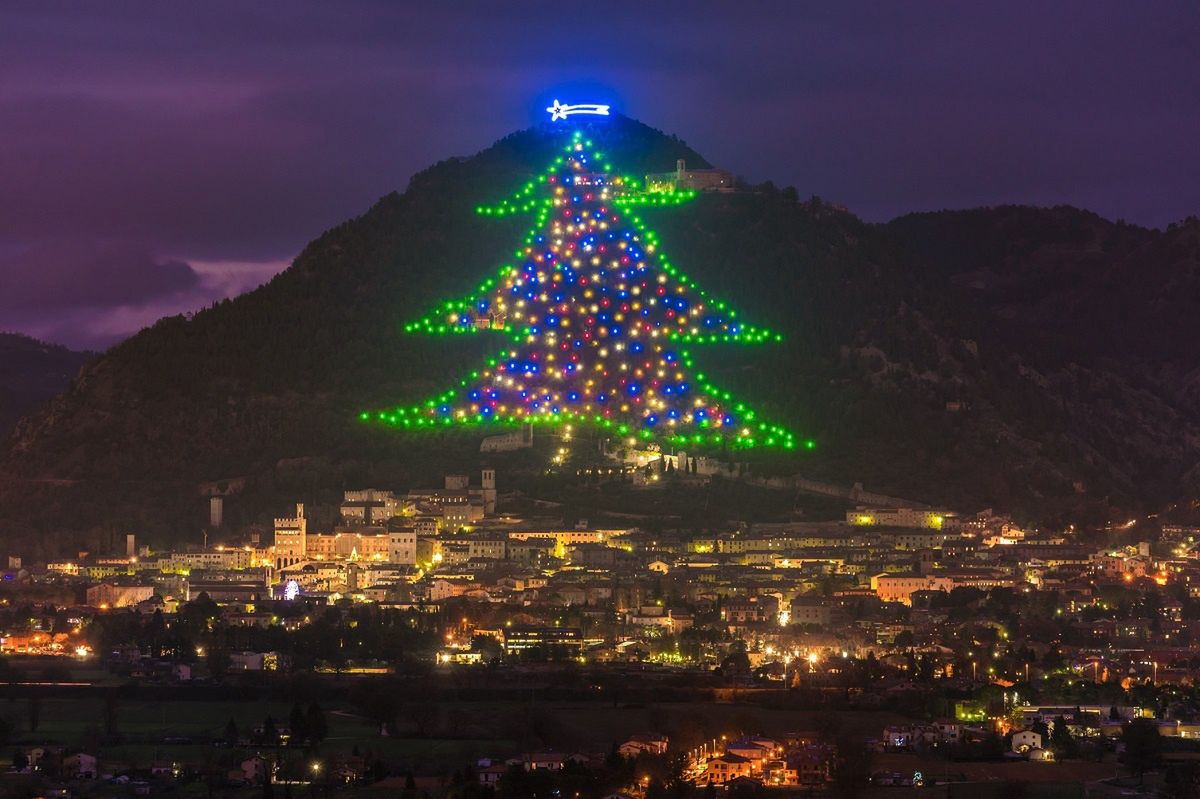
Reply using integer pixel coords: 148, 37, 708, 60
546, 99, 611, 121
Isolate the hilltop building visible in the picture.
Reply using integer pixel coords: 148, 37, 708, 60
646, 159, 735, 192
480, 425, 533, 453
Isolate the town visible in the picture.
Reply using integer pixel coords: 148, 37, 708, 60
2, 6, 1197, 798
2, 452, 1198, 797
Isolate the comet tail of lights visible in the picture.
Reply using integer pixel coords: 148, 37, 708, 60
367, 127, 799, 450
545, 99, 610, 121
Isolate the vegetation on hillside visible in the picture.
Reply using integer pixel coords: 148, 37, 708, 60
0, 333, 91, 437
3, 116, 1199, 551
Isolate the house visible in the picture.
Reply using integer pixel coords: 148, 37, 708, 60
229, 651, 268, 671
478, 762, 510, 786
789, 596, 833, 627
523, 752, 566, 771
745, 736, 782, 755
882, 726, 914, 749
329, 754, 367, 784
1029, 747, 1055, 762
1011, 730, 1042, 753
765, 759, 795, 785
239, 756, 269, 784
726, 776, 765, 792
86, 583, 155, 609
150, 761, 175, 777
63, 752, 98, 779
619, 733, 669, 756
789, 747, 832, 785
933, 719, 962, 742
725, 739, 771, 767
702, 753, 753, 784
723, 595, 780, 624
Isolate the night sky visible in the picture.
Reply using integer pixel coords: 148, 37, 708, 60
2, 3, 1196, 350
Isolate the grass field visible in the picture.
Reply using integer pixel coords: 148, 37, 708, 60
0, 694, 909, 775
2, 696, 1129, 799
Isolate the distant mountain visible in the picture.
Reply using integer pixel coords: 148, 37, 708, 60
0, 333, 90, 437
2, 115, 1198, 555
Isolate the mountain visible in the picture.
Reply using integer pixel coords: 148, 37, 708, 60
0, 333, 91, 437
2, 115, 1198, 554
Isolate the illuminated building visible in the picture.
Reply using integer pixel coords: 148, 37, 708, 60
847, 507, 954, 529
340, 489, 404, 525
156, 549, 253, 572
871, 569, 1014, 604
273, 503, 307, 569
85, 583, 154, 608
645, 159, 735, 192
502, 625, 582, 659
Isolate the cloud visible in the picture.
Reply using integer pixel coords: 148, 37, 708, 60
0, 243, 287, 350
0, 2, 1197, 348
0, 241, 199, 312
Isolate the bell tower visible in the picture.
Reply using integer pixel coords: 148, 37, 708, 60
481, 469, 496, 515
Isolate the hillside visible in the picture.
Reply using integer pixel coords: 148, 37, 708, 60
2, 115, 1198, 554
0, 333, 91, 437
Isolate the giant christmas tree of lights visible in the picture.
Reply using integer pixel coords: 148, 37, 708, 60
367, 126, 799, 450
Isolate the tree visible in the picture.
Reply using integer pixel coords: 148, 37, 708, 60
378, 129, 796, 451
980, 730, 1006, 760
207, 648, 231, 680
305, 703, 328, 744
470, 634, 503, 662
224, 717, 240, 747
831, 736, 873, 799
1166, 761, 1200, 799
814, 711, 842, 744
1122, 718, 1163, 782
1050, 715, 1075, 758
288, 703, 308, 747
407, 701, 440, 738
354, 688, 398, 734
721, 640, 751, 682
26, 696, 41, 733
261, 715, 280, 747
102, 691, 119, 737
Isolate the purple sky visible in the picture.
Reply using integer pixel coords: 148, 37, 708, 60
1, 2, 1196, 350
